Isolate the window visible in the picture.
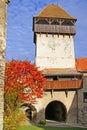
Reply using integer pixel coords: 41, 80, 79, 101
83, 92, 87, 103
45, 76, 53, 81
36, 20, 48, 24
59, 75, 74, 80
45, 75, 58, 81
62, 20, 73, 26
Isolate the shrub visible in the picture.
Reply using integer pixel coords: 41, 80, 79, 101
38, 120, 46, 126
4, 108, 26, 130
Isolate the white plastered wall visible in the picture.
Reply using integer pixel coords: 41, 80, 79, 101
35, 34, 75, 69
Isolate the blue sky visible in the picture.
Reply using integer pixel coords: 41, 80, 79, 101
6, 0, 87, 63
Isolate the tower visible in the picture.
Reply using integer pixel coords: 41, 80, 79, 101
33, 4, 76, 69
0, 0, 9, 129
32, 4, 83, 124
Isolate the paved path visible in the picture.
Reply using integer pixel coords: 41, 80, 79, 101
45, 120, 87, 128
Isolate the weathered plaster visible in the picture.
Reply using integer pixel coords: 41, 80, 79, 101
35, 91, 77, 123
35, 34, 75, 69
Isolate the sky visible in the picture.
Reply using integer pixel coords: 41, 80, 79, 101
6, 0, 87, 63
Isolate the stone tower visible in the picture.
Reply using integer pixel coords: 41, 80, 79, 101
32, 4, 83, 124
33, 4, 76, 70
0, 0, 9, 129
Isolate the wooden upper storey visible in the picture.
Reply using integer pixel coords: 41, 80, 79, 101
33, 4, 76, 36
42, 68, 82, 90
42, 58, 87, 90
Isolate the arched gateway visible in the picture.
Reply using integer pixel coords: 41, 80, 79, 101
45, 101, 67, 122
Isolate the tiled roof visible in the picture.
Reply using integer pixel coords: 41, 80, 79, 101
42, 68, 80, 76
36, 4, 76, 20
76, 58, 87, 72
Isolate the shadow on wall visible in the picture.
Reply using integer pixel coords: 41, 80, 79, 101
35, 91, 78, 124
66, 90, 78, 123
21, 90, 79, 124
21, 103, 37, 124
21, 104, 47, 125
38, 90, 79, 124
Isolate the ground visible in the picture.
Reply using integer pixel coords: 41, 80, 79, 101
17, 125, 87, 130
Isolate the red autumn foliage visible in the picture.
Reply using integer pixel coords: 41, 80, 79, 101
4, 60, 46, 104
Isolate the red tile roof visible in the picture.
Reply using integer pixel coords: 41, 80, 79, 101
76, 58, 87, 72
42, 58, 87, 74
36, 4, 76, 20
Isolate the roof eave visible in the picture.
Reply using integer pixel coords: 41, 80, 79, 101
33, 16, 77, 21
43, 73, 82, 77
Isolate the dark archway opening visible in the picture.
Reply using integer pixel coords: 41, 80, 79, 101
45, 101, 67, 122
21, 103, 37, 121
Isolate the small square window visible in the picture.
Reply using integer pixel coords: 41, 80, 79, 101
83, 92, 87, 103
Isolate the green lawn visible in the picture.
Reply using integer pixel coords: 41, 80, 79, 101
17, 125, 87, 130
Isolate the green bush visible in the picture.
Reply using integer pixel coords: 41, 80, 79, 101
4, 108, 26, 130
38, 120, 46, 126
4, 87, 27, 130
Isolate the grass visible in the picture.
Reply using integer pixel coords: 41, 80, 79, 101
17, 125, 87, 130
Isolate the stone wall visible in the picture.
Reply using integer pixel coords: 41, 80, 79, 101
33, 77, 87, 125
0, 0, 8, 129
78, 74, 87, 125
35, 90, 77, 123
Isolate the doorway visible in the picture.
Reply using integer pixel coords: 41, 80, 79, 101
45, 100, 67, 121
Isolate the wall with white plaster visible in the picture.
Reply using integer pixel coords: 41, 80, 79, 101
35, 34, 75, 69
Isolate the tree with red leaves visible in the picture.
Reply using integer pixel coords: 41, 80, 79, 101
4, 60, 46, 111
